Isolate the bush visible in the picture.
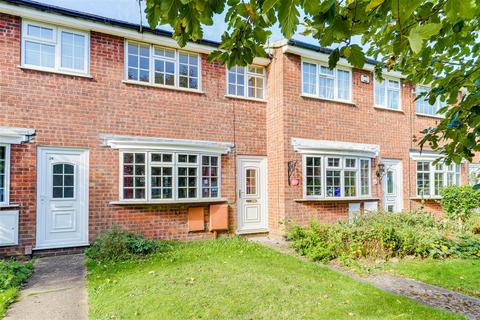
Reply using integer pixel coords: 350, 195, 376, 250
0, 259, 33, 291
85, 226, 157, 261
287, 211, 480, 263
440, 185, 480, 224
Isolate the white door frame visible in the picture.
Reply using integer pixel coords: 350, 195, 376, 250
381, 159, 403, 212
236, 156, 268, 234
36, 147, 89, 249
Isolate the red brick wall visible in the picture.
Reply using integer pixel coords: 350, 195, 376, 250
273, 51, 470, 228
0, 14, 267, 255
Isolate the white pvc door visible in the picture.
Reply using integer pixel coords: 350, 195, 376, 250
237, 157, 268, 234
382, 159, 403, 212
36, 147, 88, 249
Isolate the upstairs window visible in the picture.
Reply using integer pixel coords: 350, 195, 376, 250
121, 151, 220, 202
227, 66, 266, 100
126, 41, 200, 91
304, 155, 371, 199
0, 145, 9, 205
21, 20, 89, 74
302, 60, 352, 102
374, 77, 401, 110
416, 85, 446, 116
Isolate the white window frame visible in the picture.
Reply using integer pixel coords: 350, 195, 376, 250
415, 85, 446, 118
21, 20, 90, 75
119, 150, 221, 203
302, 154, 371, 200
374, 76, 402, 110
416, 161, 461, 197
0, 144, 10, 206
124, 40, 202, 92
226, 65, 266, 100
301, 58, 352, 103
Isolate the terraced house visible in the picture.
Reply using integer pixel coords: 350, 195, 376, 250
0, 0, 478, 256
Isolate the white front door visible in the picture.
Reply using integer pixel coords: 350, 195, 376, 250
382, 159, 403, 212
36, 147, 89, 249
237, 157, 268, 234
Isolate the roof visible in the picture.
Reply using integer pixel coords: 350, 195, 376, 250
287, 39, 381, 66
1, 0, 383, 67
0, 0, 220, 47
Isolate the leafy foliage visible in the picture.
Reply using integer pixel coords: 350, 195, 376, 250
440, 185, 480, 224
287, 211, 480, 263
145, 0, 480, 163
85, 225, 158, 261
0, 259, 33, 317
0, 259, 33, 291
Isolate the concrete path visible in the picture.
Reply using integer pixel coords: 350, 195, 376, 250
5, 254, 88, 320
251, 236, 480, 320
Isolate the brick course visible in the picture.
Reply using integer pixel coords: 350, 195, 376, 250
0, 12, 477, 256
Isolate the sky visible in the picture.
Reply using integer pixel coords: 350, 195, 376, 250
34, 0, 316, 44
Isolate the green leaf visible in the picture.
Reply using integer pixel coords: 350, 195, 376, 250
328, 48, 340, 69
278, 0, 299, 38
262, 0, 278, 12
365, 0, 385, 12
392, 0, 420, 21
408, 23, 442, 53
344, 45, 365, 68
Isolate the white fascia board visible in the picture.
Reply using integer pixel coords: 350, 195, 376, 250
0, 2, 213, 54
291, 137, 380, 158
409, 150, 443, 161
101, 134, 234, 154
0, 127, 35, 144
409, 150, 467, 163
283, 45, 405, 79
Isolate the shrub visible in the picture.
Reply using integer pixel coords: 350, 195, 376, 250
287, 211, 480, 264
85, 226, 157, 261
0, 259, 33, 291
466, 214, 480, 235
440, 185, 480, 224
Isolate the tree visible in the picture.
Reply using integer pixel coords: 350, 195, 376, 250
144, 0, 480, 168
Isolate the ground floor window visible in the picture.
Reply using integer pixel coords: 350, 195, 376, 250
0, 145, 9, 205
121, 151, 220, 202
416, 161, 460, 197
304, 155, 371, 199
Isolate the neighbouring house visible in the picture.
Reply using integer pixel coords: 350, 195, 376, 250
0, 0, 478, 256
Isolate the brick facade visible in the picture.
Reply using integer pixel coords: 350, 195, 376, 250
0, 8, 477, 256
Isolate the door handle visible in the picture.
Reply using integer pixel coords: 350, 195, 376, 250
238, 189, 242, 198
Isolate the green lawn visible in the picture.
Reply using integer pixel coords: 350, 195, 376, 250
87, 238, 462, 319
382, 259, 480, 298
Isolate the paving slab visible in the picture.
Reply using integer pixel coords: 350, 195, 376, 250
5, 254, 87, 320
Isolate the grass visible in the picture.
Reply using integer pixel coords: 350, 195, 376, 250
87, 238, 463, 320
382, 259, 480, 298
0, 288, 18, 318
0, 259, 33, 318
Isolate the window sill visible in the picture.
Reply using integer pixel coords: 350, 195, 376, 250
416, 113, 445, 120
294, 197, 379, 203
18, 65, 92, 78
410, 196, 442, 200
0, 203, 21, 209
122, 80, 205, 94
373, 106, 404, 113
301, 94, 356, 106
109, 198, 228, 206
225, 95, 267, 103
